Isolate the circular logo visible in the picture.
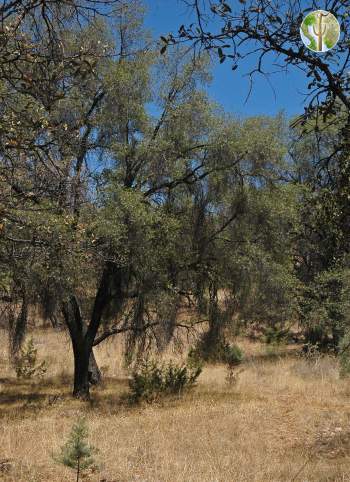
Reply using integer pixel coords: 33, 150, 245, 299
300, 10, 340, 52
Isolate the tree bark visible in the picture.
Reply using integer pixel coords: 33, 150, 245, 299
62, 264, 126, 398
72, 339, 91, 400
88, 350, 102, 385
9, 286, 28, 357
70, 330, 101, 398
62, 296, 92, 399
62, 294, 106, 398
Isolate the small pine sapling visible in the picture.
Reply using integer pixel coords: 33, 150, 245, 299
53, 418, 98, 482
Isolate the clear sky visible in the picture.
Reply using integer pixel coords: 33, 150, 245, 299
143, 0, 310, 119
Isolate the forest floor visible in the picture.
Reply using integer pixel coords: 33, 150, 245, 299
1, 329, 350, 481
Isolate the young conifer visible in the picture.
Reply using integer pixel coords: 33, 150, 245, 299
53, 418, 98, 482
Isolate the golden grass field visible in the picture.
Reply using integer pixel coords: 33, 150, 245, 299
1, 329, 350, 481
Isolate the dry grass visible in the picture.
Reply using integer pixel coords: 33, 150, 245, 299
1, 330, 350, 481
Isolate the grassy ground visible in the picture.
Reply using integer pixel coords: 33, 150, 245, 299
1, 330, 350, 481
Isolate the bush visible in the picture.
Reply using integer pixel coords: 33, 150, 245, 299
264, 324, 290, 345
299, 268, 350, 350
129, 359, 202, 403
221, 343, 244, 367
188, 339, 243, 367
187, 346, 204, 368
14, 337, 47, 379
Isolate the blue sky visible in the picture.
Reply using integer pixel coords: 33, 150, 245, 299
143, 0, 311, 119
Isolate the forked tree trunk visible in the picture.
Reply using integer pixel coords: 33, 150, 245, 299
62, 297, 93, 399
63, 263, 126, 399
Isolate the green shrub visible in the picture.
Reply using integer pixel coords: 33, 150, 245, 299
299, 268, 350, 351
187, 346, 204, 368
14, 338, 47, 379
264, 324, 290, 345
221, 343, 244, 367
129, 359, 202, 403
189, 339, 243, 366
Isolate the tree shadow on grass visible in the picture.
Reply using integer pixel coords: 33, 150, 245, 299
0, 375, 131, 417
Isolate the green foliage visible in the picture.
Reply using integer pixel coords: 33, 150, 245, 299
299, 267, 350, 349
53, 418, 98, 481
14, 338, 47, 380
264, 324, 290, 345
211, 182, 300, 333
220, 343, 244, 367
187, 346, 205, 368
128, 359, 202, 403
292, 118, 350, 352
190, 338, 243, 366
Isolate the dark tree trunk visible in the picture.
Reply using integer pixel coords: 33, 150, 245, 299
69, 328, 101, 398
62, 264, 126, 399
199, 280, 227, 361
62, 296, 92, 399
72, 339, 91, 400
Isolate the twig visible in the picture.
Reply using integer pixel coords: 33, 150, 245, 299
290, 454, 313, 482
